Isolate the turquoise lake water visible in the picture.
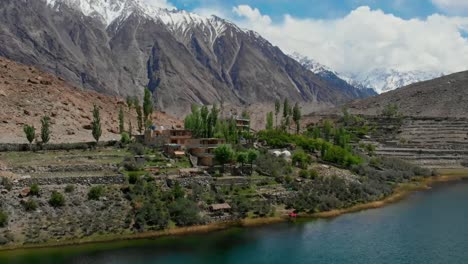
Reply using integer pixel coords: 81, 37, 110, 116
1, 181, 468, 264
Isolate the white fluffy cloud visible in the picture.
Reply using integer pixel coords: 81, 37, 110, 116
143, 0, 175, 10
233, 5, 271, 25
432, 0, 468, 14
231, 5, 468, 75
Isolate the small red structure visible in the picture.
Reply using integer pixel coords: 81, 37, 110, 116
289, 212, 298, 218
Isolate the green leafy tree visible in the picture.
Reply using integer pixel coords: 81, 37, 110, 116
283, 115, 291, 133
236, 152, 248, 169
184, 105, 201, 137
292, 149, 311, 169
23, 124, 35, 147
275, 99, 281, 128
283, 98, 290, 119
136, 103, 143, 134
247, 149, 259, 173
207, 104, 219, 138
40, 116, 51, 144
128, 120, 133, 137
214, 144, 234, 173
119, 106, 125, 134
92, 104, 102, 143
323, 120, 334, 142
266, 112, 274, 130
185, 104, 221, 139
200, 106, 209, 137
143, 88, 153, 124
168, 198, 201, 227
292, 103, 301, 134
312, 127, 321, 139
168, 182, 185, 202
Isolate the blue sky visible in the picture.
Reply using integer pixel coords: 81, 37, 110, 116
170, 0, 442, 21
148, 0, 468, 76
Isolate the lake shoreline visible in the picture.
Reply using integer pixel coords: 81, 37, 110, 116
1, 170, 467, 252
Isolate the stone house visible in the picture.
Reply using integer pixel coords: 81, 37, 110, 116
144, 128, 192, 148
187, 138, 226, 167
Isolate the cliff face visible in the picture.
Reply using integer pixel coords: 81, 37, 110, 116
0, 0, 372, 116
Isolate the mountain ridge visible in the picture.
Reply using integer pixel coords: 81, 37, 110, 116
0, 0, 372, 117
291, 53, 443, 94
344, 70, 468, 118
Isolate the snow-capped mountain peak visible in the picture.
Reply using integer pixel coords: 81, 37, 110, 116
347, 69, 444, 94
46, 0, 138, 25
291, 53, 444, 94
45, 0, 238, 44
290, 52, 335, 75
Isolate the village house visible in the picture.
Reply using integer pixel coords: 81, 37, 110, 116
163, 144, 186, 158
144, 126, 193, 148
209, 203, 232, 212
187, 138, 226, 167
235, 118, 250, 132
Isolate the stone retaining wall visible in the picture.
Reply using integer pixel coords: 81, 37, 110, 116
0, 141, 119, 152
16, 175, 126, 186
11, 164, 118, 174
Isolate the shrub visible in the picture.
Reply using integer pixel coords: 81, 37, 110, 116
30, 184, 40, 196
49, 191, 65, 207
129, 143, 145, 156
23, 199, 38, 211
168, 198, 201, 227
309, 169, 319, 179
88, 186, 104, 200
121, 132, 131, 145
122, 156, 142, 171
299, 169, 310, 179
292, 149, 311, 169
1, 178, 12, 191
65, 185, 75, 193
0, 211, 7, 227
127, 172, 143, 184
255, 152, 291, 177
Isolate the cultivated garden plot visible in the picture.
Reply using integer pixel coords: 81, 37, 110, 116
0, 148, 129, 178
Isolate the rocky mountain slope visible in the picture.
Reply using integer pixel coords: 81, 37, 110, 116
291, 53, 443, 94
290, 53, 377, 97
0, 0, 371, 117
345, 71, 468, 118
348, 69, 444, 94
0, 57, 181, 144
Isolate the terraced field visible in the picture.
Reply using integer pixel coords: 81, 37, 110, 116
0, 148, 128, 178
366, 118, 468, 169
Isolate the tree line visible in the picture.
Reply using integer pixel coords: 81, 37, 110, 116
22, 87, 154, 147
265, 99, 301, 133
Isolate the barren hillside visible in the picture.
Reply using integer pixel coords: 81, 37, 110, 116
344, 71, 468, 118
0, 57, 182, 143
